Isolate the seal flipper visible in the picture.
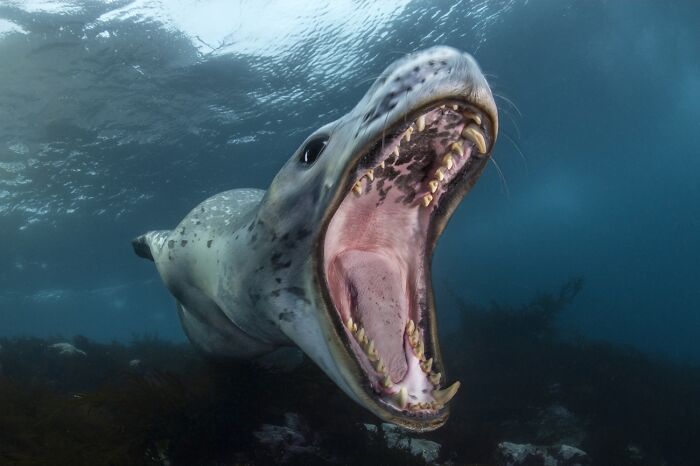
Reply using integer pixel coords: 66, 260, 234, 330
132, 230, 171, 262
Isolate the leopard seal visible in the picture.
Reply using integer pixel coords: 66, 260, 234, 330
133, 46, 498, 432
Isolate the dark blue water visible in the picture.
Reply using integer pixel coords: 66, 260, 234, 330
1, 0, 698, 365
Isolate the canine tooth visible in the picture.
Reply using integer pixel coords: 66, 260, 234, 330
428, 180, 438, 193
356, 327, 365, 342
382, 375, 393, 388
352, 180, 362, 196
433, 381, 460, 404
442, 154, 454, 170
462, 124, 487, 154
406, 319, 416, 335
422, 194, 433, 207
397, 387, 408, 409
435, 167, 445, 181
429, 372, 441, 385
416, 115, 425, 132
420, 357, 433, 373
462, 111, 482, 126
366, 169, 374, 181
450, 141, 465, 157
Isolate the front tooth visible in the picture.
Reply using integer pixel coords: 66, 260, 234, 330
450, 141, 465, 157
416, 115, 425, 132
462, 124, 487, 154
435, 167, 445, 181
433, 381, 460, 404
428, 180, 438, 193
442, 154, 454, 170
366, 169, 374, 181
422, 194, 433, 207
429, 372, 441, 386
397, 387, 408, 409
352, 180, 363, 196
420, 357, 433, 373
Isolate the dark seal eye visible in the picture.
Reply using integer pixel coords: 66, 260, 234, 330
299, 136, 328, 165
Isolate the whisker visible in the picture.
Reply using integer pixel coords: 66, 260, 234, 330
494, 93, 522, 117
489, 156, 510, 199
502, 131, 528, 173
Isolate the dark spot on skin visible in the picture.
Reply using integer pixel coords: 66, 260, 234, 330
285, 287, 310, 305
271, 252, 292, 270
275, 278, 282, 284
296, 227, 311, 241
247, 222, 255, 232
278, 312, 294, 322
180, 240, 188, 247
251, 234, 257, 242
180, 227, 186, 235
200, 207, 205, 213
270, 290, 281, 298
207, 240, 213, 248
249, 290, 261, 306
168, 240, 175, 249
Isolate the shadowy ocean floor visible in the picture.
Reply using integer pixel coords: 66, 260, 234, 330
1, 280, 698, 466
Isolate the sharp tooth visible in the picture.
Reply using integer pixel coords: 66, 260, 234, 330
428, 180, 439, 193
451, 104, 458, 111
462, 124, 487, 154
356, 327, 365, 342
422, 194, 433, 207
366, 169, 374, 181
433, 381, 460, 405
393, 146, 399, 157
429, 372, 441, 386
345, 317, 354, 329
404, 128, 412, 142
416, 115, 425, 132
435, 167, 445, 181
379, 161, 385, 169
382, 375, 393, 388
416, 340, 425, 360
352, 180, 362, 196
368, 339, 375, 355
442, 154, 454, 170
420, 357, 433, 373
406, 319, 416, 335
397, 387, 408, 409
375, 358, 386, 374
352, 322, 358, 333
462, 111, 482, 126
450, 141, 465, 157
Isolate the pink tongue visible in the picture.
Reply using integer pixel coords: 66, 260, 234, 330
337, 249, 408, 382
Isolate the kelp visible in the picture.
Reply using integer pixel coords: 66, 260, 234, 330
1, 280, 699, 465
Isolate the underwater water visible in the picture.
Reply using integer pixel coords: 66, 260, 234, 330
1, 1, 699, 465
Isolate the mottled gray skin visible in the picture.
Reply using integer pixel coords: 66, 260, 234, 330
134, 46, 497, 431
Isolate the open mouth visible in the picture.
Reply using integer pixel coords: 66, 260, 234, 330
322, 100, 493, 417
